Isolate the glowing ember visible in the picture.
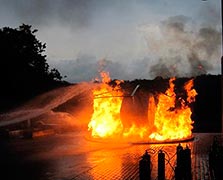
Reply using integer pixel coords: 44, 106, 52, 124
88, 73, 197, 142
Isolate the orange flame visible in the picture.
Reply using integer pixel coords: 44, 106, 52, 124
88, 72, 123, 138
149, 78, 196, 141
88, 73, 197, 142
184, 79, 197, 103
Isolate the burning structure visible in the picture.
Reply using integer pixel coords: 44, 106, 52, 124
2, 69, 214, 143
88, 71, 197, 142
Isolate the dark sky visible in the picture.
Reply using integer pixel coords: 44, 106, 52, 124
0, 0, 221, 82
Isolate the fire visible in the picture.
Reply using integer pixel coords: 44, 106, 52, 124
88, 73, 197, 142
184, 79, 197, 103
149, 78, 197, 141
88, 72, 123, 138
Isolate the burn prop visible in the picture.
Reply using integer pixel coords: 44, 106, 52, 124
88, 71, 197, 143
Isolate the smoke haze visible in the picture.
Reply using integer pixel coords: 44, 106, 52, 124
0, 0, 221, 82
146, 15, 221, 78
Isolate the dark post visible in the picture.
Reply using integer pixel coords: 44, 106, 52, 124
175, 144, 183, 180
221, 0, 223, 133
221, 55, 223, 133
158, 150, 165, 180
184, 146, 192, 180
139, 150, 151, 180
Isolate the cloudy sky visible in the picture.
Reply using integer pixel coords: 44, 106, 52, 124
0, 0, 221, 82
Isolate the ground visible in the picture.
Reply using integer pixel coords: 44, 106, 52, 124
0, 132, 222, 180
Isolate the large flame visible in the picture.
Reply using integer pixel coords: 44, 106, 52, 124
88, 72, 123, 138
149, 78, 196, 141
88, 73, 197, 141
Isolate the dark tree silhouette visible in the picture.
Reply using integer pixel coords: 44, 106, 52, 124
0, 24, 67, 112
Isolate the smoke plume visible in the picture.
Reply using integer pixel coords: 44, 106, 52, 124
141, 15, 221, 78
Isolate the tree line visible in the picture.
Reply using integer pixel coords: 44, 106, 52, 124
0, 24, 68, 112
